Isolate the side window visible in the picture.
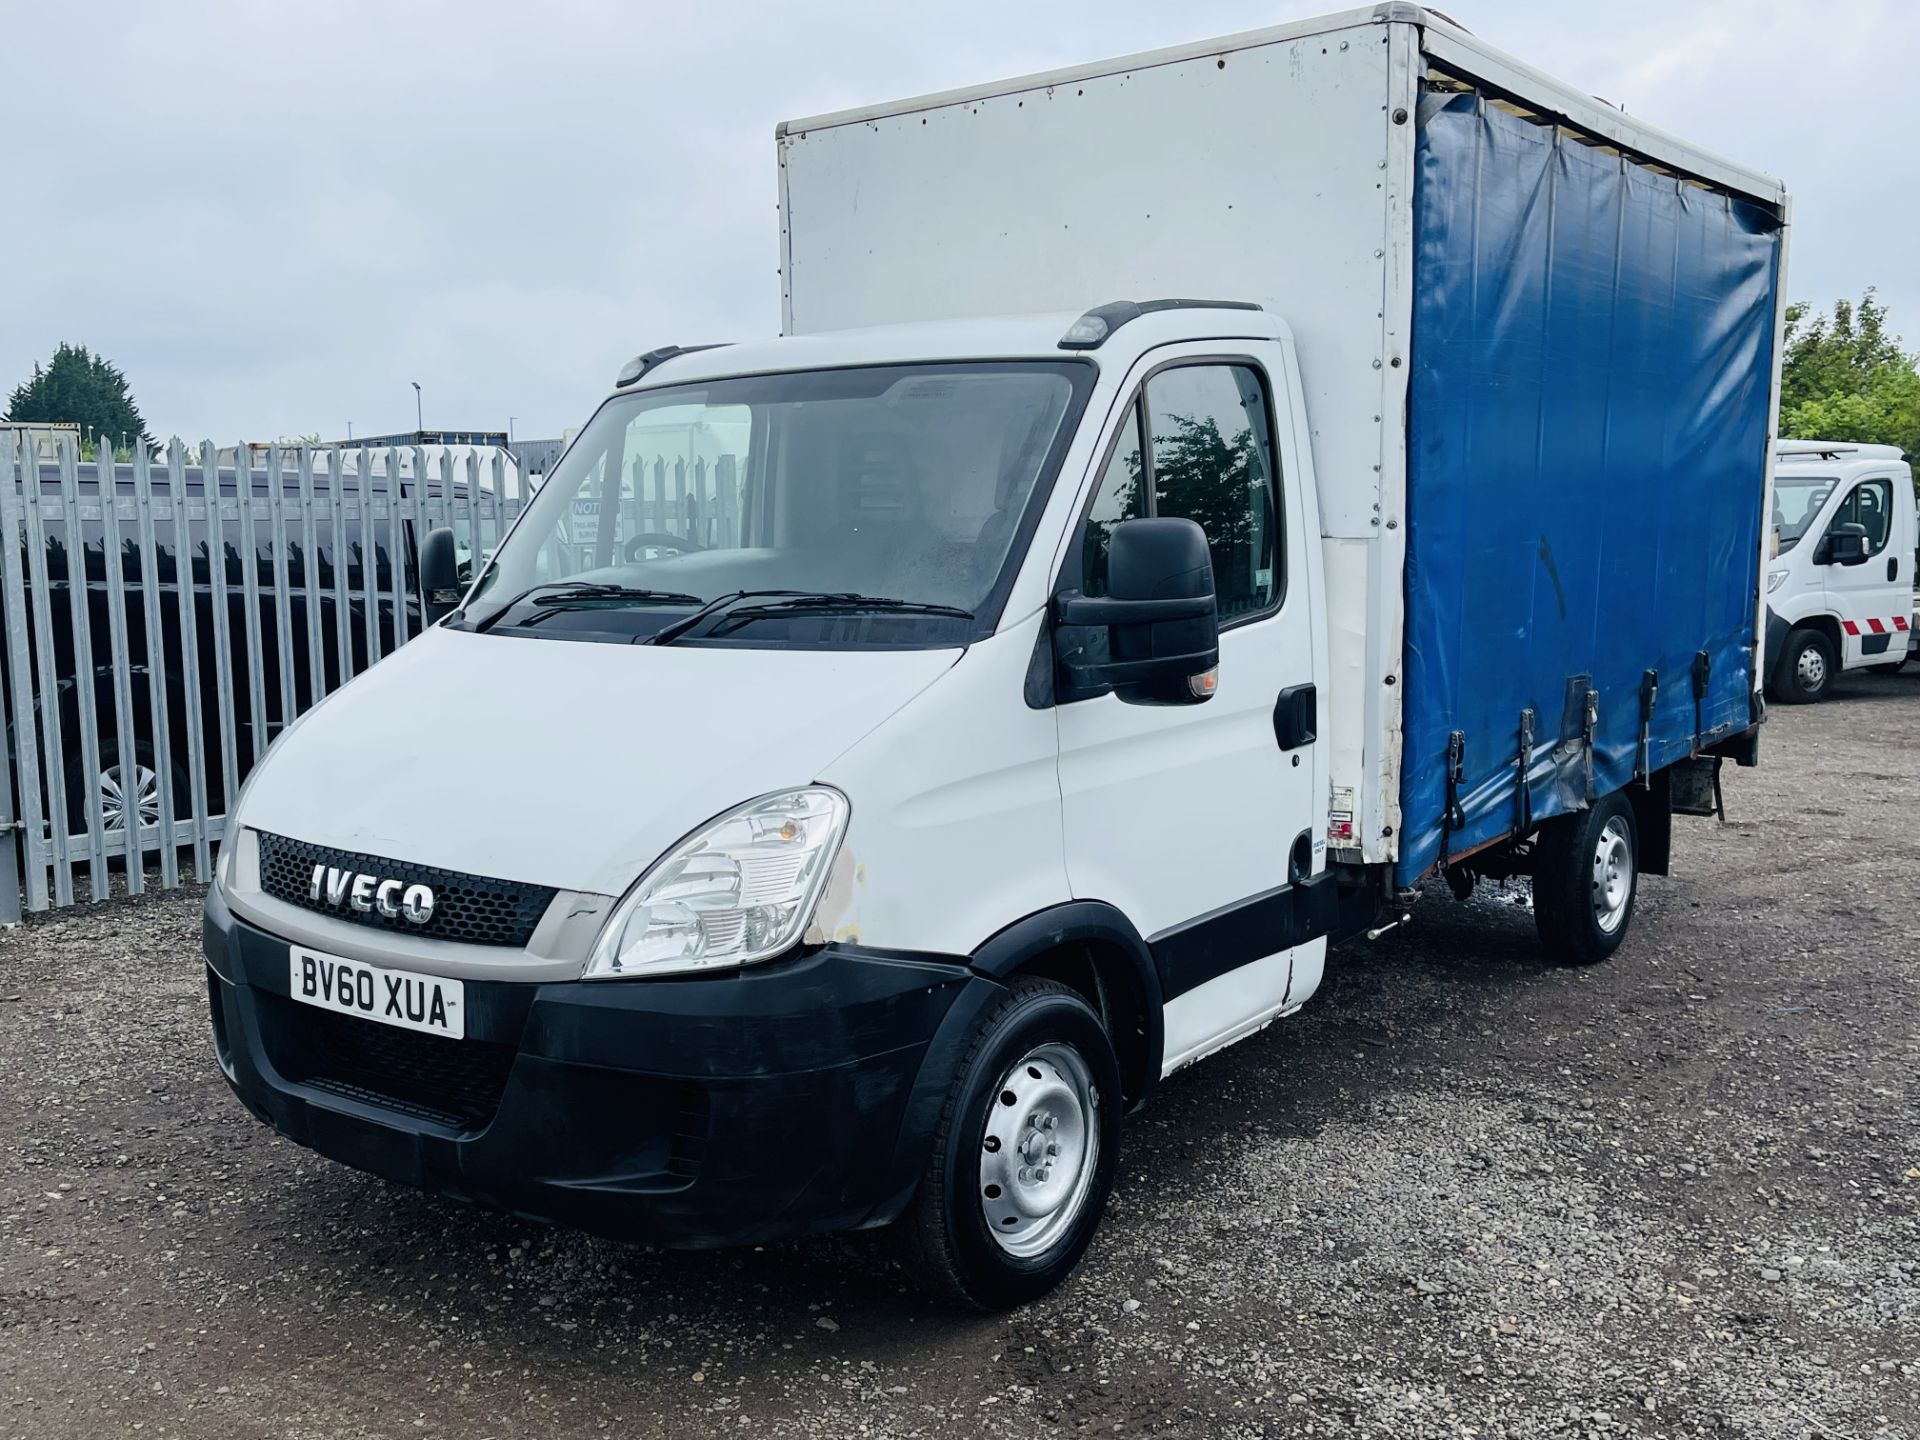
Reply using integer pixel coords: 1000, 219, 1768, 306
1144, 364, 1280, 621
1832, 478, 1894, 556
1072, 365, 1282, 620
1080, 403, 1146, 596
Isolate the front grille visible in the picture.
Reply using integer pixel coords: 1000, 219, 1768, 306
263, 994, 517, 1132
256, 832, 555, 948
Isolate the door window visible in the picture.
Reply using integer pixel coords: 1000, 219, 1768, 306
1076, 363, 1281, 622
1830, 478, 1894, 556
1145, 366, 1279, 619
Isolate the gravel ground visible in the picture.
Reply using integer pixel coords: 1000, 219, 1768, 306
2, 672, 1916, 1439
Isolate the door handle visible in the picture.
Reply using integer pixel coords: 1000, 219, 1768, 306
1273, 683, 1316, 750
1890, 556, 1900, 583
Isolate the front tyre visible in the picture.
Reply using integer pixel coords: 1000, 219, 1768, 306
1531, 791, 1638, 966
1770, 627, 1836, 703
901, 978, 1121, 1310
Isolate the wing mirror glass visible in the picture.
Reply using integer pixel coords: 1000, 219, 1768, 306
1054, 517, 1220, 705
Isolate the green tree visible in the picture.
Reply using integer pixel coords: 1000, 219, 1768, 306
1779, 291, 1920, 469
5, 343, 152, 452
1150, 413, 1257, 553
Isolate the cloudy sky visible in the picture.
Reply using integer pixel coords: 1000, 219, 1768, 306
3, 0, 1912, 443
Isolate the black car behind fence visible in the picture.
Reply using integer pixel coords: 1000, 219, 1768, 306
0, 436, 527, 919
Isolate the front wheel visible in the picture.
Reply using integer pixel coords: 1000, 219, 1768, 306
900, 978, 1121, 1310
1770, 627, 1836, 704
1531, 792, 1638, 966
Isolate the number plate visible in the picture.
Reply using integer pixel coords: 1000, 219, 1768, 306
287, 947, 466, 1040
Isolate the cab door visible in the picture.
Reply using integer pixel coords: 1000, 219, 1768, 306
1052, 345, 1322, 1074
1821, 474, 1907, 667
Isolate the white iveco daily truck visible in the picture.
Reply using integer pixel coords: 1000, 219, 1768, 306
1764, 440, 1917, 702
205, 6, 1788, 1306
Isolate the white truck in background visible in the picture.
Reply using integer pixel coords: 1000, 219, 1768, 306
1765, 441, 1918, 702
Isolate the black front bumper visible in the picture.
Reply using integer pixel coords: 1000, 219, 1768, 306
204, 885, 1001, 1248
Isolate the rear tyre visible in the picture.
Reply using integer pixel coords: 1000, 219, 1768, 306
1531, 791, 1638, 966
1770, 627, 1836, 704
900, 978, 1121, 1310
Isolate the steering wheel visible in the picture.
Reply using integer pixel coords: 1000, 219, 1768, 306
624, 532, 705, 562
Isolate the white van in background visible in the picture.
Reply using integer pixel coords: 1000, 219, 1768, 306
1765, 441, 1918, 703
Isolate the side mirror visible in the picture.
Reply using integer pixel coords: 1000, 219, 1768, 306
1054, 517, 1220, 705
1821, 521, 1869, 567
419, 526, 462, 615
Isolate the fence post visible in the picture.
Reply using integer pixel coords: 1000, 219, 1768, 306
0, 435, 48, 916
0, 717, 17, 921
0, 775, 18, 926
0, 439, 19, 926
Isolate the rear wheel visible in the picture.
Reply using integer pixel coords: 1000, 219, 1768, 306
63, 742, 189, 849
900, 978, 1121, 1310
1770, 627, 1836, 704
1531, 792, 1637, 966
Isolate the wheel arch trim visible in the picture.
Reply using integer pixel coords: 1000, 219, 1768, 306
867, 902, 1166, 1230
969, 901, 1165, 1108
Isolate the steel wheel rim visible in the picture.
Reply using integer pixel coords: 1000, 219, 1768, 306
1797, 644, 1827, 689
979, 1042, 1100, 1258
99, 763, 161, 834
1590, 816, 1633, 935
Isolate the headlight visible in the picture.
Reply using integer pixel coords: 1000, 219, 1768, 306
215, 763, 268, 891
1767, 568, 1790, 594
585, 787, 849, 979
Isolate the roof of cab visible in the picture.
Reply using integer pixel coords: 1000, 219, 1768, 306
613, 306, 1284, 394
1776, 440, 1909, 464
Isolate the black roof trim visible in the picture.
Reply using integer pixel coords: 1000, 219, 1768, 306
615, 343, 730, 388
1059, 299, 1264, 351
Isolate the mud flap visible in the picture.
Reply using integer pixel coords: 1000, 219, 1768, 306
1669, 755, 1723, 819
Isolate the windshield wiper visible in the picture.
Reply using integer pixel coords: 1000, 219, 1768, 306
648, 590, 974, 646
472, 582, 706, 633
645, 590, 820, 647
708, 593, 975, 635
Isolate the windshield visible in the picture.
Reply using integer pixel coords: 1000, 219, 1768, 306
460, 361, 1091, 646
1773, 475, 1836, 551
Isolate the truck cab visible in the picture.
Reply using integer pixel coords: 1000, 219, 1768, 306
1765, 441, 1917, 702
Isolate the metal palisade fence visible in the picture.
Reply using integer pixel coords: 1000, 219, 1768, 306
0, 435, 529, 921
